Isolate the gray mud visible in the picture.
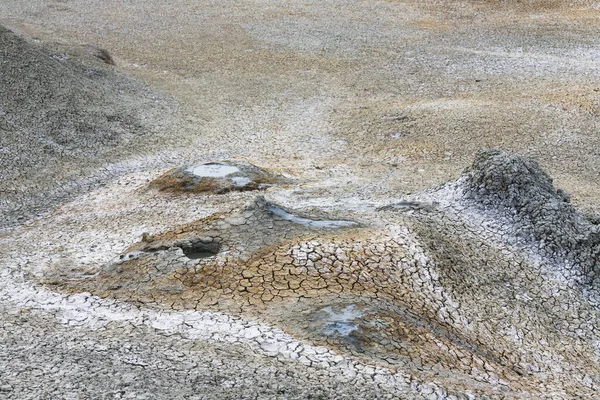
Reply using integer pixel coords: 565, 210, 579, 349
0, 26, 177, 228
463, 149, 600, 283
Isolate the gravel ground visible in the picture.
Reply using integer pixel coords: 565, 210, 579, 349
1, 0, 600, 398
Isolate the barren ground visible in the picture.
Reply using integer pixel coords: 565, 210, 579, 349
1, 0, 600, 399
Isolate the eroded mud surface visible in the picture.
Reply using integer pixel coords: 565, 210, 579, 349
2, 0, 600, 399
33, 151, 596, 399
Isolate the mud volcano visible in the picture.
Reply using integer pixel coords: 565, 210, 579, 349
150, 161, 289, 193
462, 148, 600, 283
47, 150, 600, 398
0, 25, 173, 228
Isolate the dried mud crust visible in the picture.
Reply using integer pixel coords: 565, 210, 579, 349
48, 152, 600, 399
0, 307, 407, 400
1, 0, 600, 398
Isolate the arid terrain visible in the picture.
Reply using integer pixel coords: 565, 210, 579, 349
1, 0, 600, 399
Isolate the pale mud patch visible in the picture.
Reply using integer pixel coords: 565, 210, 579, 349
319, 304, 365, 337
186, 163, 241, 177
266, 203, 359, 229
1, 168, 232, 278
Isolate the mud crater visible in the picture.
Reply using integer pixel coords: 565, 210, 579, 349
179, 241, 221, 260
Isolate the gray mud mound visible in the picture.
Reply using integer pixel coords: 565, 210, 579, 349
0, 26, 175, 228
150, 161, 289, 194
108, 195, 359, 268
50, 195, 363, 309
463, 148, 600, 282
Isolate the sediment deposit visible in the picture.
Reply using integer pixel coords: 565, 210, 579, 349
1, 1, 600, 398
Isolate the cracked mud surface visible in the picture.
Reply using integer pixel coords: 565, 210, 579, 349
2, 0, 600, 399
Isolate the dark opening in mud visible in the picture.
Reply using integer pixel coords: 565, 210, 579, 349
179, 241, 221, 260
